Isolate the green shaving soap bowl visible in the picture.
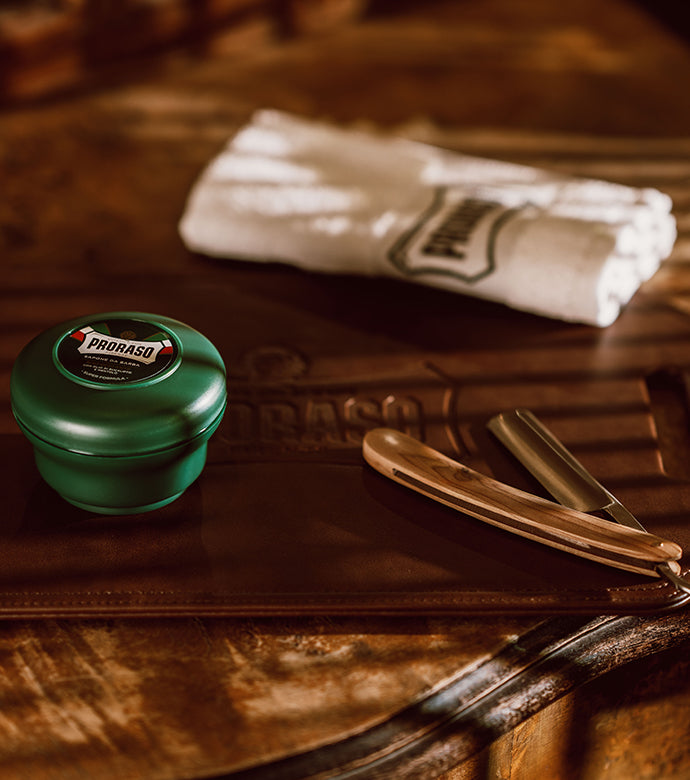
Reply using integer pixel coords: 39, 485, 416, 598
11, 312, 227, 515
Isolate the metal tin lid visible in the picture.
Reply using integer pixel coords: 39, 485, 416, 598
11, 312, 227, 456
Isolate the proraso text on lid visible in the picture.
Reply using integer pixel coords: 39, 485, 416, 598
55, 318, 179, 386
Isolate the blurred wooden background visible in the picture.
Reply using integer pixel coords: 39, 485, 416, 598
1, 0, 371, 106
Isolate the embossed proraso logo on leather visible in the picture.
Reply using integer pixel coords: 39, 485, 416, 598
219, 346, 467, 458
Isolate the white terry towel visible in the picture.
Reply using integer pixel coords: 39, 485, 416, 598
179, 110, 677, 327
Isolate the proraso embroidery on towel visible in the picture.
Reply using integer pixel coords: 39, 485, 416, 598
387, 187, 518, 284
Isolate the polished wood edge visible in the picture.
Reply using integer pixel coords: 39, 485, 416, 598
209, 613, 690, 779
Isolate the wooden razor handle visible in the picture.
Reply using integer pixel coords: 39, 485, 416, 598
362, 428, 682, 576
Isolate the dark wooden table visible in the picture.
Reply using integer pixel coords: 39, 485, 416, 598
2, 1, 690, 777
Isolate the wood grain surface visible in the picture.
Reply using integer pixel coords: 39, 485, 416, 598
2, 0, 690, 777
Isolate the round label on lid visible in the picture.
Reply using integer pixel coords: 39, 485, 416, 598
54, 317, 181, 387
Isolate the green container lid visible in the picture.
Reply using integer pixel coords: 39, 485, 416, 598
11, 312, 227, 457
11, 312, 227, 514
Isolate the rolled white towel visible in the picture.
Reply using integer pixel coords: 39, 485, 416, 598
179, 110, 677, 326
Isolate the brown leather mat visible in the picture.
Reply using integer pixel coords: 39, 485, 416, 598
4, 269, 690, 616
2, 434, 688, 616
